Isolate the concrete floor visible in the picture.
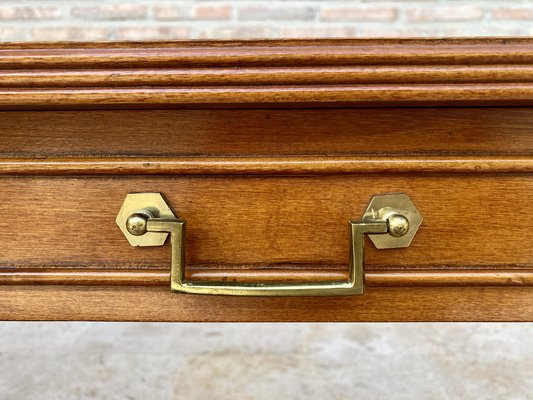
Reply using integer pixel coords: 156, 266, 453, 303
0, 323, 531, 399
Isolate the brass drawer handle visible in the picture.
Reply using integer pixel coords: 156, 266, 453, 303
116, 193, 422, 296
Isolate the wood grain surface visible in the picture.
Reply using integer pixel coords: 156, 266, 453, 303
2, 268, 533, 287
1, 108, 533, 158
1, 38, 533, 108
1, 285, 532, 322
1, 39, 532, 321
0, 175, 530, 270
1, 156, 533, 175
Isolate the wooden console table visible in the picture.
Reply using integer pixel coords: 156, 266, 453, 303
0, 38, 532, 321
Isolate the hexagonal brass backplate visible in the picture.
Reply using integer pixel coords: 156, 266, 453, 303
362, 193, 422, 249
116, 193, 176, 247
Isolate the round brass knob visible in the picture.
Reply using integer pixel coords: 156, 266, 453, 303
126, 213, 149, 236
387, 214, 410, 237
377, 207, 410, 238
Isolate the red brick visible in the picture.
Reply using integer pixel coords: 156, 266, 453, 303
0, 27, 26, 41
238, 6, 315, 21
363, 0, 435, 2
360, 27, 461, 38
198, 26, 275, 39
31, 27, 110, 41
116, 27, 189, 40
406, 6, 484, 22
320, 7, 397, 22
71, 4, 146, 20
280, 27, 356, 38
0, 6, 60, 20
153, 5, 188, 20
195, 5, 232, 20
492, 8, 533, 20
154, 5, 231, 21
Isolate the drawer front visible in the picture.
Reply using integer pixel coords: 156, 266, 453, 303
2, 38, 533, 321
1, 175, 531, 272
1, 107, 532, 321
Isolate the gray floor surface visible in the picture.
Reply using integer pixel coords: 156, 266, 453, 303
0, 323, 531, 399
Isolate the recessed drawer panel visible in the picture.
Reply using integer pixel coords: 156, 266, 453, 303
1, 174, 531, 272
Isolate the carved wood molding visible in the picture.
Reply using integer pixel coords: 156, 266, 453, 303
0, 155, 532, 175
2, 268, 533, 287
1, 38, 533, 109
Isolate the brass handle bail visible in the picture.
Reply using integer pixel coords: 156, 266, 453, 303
116, 193, 422, 296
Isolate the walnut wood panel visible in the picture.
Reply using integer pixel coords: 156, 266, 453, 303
0, 175, 530, 271
1, 108, 533, 157
1, 39, 533, 109
1, 285, 532, 322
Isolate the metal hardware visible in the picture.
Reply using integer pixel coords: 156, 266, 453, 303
362, 193, 423, 249
116, 193, 176, 247
116, 193, 422, 296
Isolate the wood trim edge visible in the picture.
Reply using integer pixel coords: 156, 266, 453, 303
1, 39, 533, 108
1, 155, 532, 175
2, 268, 532, 287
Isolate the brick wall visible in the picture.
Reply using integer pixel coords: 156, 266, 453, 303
0, 1, 532, 41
